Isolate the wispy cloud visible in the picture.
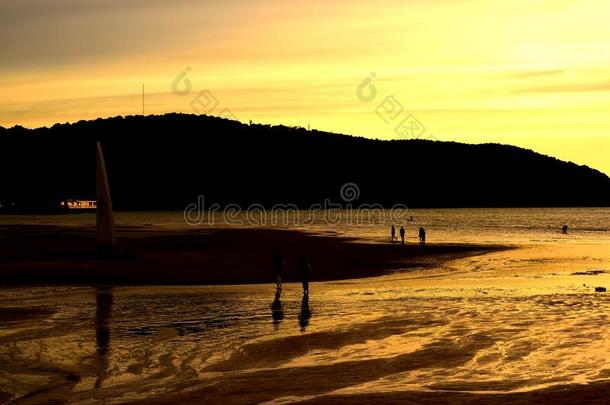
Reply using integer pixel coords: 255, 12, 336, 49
509, 70, 565, 79
517, 80, 610, 93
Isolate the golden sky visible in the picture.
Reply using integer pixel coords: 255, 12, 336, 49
1, 0, 610, 175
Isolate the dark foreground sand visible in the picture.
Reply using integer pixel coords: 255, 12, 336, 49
139, 379, 610, 405
0, 224, 503, 285
295, 383, 610, 404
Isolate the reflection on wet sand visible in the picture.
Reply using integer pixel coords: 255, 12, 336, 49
271, 289, 284, 327
271, 290, 313, 331
95, 286, 113, 388
299, 295, 312, 331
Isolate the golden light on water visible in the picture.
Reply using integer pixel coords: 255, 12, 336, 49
1, 0, 610, 174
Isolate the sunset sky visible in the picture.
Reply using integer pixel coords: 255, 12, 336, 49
2, 0, 610, 174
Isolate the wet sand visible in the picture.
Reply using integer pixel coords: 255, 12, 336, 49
1, 223, 610, 404
0, 225, 502, 285
292, 383, 610, 404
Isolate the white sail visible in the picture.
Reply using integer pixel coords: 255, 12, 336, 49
96, 142, 116, 248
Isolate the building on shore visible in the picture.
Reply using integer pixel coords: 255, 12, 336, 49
60, 199, 97, 210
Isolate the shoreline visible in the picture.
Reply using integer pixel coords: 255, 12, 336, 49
0, 225, 509, 286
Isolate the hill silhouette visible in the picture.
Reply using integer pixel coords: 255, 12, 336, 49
1, 113, 610, 210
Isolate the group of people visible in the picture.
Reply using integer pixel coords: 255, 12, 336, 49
391, 224, 427, 245
272, 252, 311, 295
272, 224, 428, 295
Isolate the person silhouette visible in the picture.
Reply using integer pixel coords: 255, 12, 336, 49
399, 226, 405, 244
272, 252, 284, 290
419, 227, 426, 245
562, 224, 569, 234
300, 256, 311, 295
391, 224, 396, 242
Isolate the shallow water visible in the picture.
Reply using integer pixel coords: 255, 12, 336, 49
1, 208, 610, 403
2, 207, 609, 244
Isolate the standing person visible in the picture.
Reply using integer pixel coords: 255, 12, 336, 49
391, 224, 396, 242
300, 256, 311, 295
272, 252, 284, 290
399, 226, 405, 244
419, 227, 426, 245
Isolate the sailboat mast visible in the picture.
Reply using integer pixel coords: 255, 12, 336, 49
96, 141, 116, 249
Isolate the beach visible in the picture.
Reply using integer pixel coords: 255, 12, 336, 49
1, 209, 610, 403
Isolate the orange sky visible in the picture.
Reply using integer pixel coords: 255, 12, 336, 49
1, 0, 610, 175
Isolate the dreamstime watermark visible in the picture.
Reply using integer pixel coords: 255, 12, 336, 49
356, 72, 438, 141
184, 183, 408, 227
172, 66, 239, 120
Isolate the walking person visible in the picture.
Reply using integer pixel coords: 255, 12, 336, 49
272, 252, 284, 290
391, 224, 396, 242
399, 226, 405, 244
300, 256, 311, 295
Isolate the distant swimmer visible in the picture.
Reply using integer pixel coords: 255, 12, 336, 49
399, 226, 405, 244
562, 224, 569, 234
272, 252, 285, 290
419, 227, 427, 245
300, 256, 311, 295
391, 224, 397, 242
